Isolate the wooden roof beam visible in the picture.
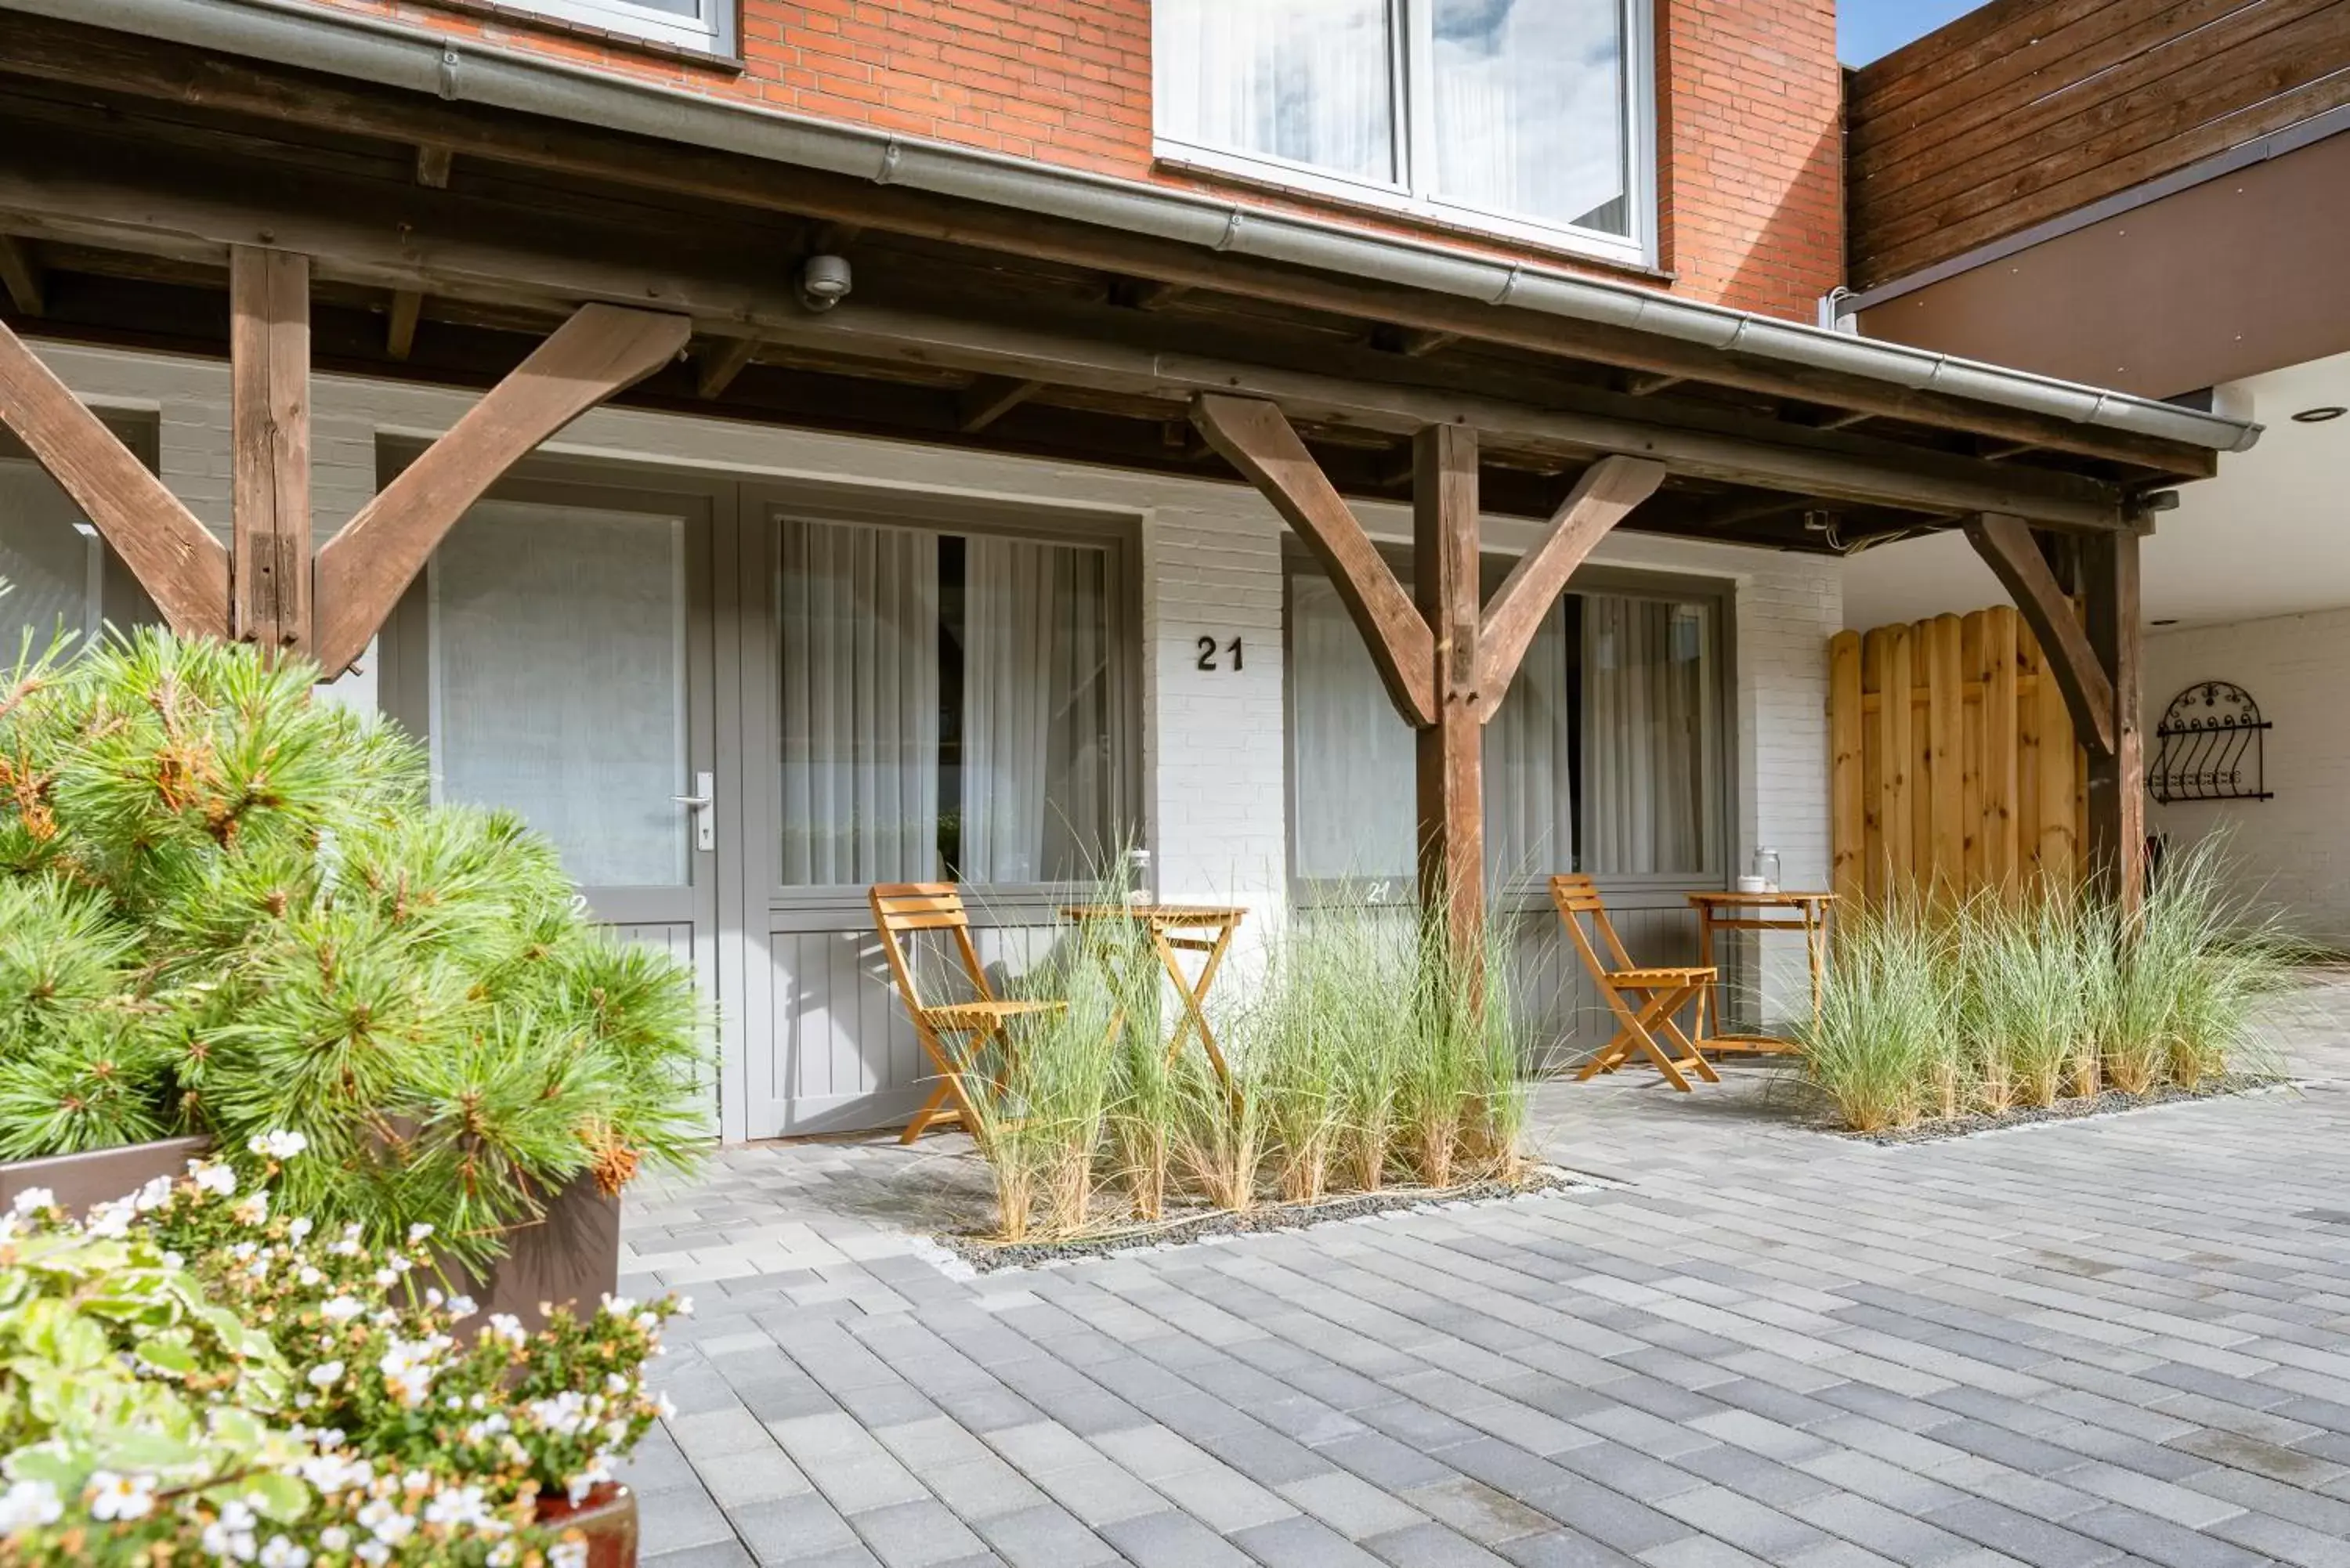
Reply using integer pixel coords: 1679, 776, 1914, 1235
0, 313, 227, 636
385, 287, 421, 360
1963, 511, 2117, 757
414, 145, 452, 189
1476, 456, 1665, 706
957, 374, 1041, 433
696, 334, 758, 399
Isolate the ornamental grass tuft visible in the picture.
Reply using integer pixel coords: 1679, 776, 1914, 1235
1802, 839, 2298, 1133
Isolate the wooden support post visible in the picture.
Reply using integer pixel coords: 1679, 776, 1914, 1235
312, 303, 689, 677
230, 246, 311, 656
2084, 529, 2145, 916
0, 316, 227, 638
1415, 423, 1484, 951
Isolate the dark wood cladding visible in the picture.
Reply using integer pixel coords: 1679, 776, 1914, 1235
1847, 0, 2350, 288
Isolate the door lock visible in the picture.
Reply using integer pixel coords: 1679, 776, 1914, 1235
673, 771, 715, 853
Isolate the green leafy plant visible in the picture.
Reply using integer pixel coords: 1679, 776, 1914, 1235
0, 627, 711, 1268
1797, 897, 1949, 1132
0, 1140, 682, 1565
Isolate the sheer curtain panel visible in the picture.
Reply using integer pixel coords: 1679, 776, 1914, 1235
0, 461, 101, 652
1484, 601, 1577, 879
778, 518, 941, 886
1581, 596, 1718, 874
960, 536, 1115, 883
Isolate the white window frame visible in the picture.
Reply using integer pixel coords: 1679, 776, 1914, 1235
1152, 0, 1656, 269
507, 0, 733, 56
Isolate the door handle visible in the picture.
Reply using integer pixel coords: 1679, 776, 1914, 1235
674, 771, 715, 852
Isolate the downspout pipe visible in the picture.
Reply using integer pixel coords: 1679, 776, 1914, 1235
1, 0, 2262, 457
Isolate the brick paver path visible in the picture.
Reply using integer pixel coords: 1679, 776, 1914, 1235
617, 975, 2350, 1568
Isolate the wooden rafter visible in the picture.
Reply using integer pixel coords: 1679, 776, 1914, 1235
0, 235, 42, 316
1962, 511, 2117, 757
312, 302, 689, 676
0, 316, 227, 637
956, 375, 1040, 434
414, 145, 452, 189
385, 288, 421, 361
1474, 456, 1667, 706
228, 245, 311, 653
695, 334, 758, 400
1191, 393, 1436, 728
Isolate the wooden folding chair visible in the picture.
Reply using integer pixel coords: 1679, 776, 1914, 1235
1549, 874, 1721, 1093
869, 883, 1066, 1144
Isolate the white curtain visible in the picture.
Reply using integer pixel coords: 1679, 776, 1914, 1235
1155, 0, 1397, 183
961, 536, 1114, 883
1431, 0, 1628, 232
779, 518, 941, 887
1290, 574, 1416, 884
1485, 601, 1577, 878
0, 461, 101, 656
430, 500, 688, 888
1582, 595, 1717, 873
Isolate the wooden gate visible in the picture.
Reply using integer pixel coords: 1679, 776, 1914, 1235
1828, 606, 2087, 905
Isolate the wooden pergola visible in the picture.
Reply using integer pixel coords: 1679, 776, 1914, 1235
0, 9, 2243, 934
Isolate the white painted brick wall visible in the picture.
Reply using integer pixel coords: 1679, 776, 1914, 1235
2147, 609, 2350, 948
26, 335, 1838, 1015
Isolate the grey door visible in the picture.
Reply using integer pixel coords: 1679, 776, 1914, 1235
380, 477, 725, 1018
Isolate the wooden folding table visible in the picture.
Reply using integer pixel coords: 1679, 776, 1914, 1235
1686, 890, 1836, 1056
1058, 903, 1245, 1089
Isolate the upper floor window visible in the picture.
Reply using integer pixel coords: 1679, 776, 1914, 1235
511, 0, 732, 56
1154, 0, 1650, 264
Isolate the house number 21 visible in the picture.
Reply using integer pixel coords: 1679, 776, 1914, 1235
1197, 636, 1244, 672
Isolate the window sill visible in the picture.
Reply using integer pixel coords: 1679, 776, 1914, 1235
1152, 148, 1674, 287
384, 0, 745, 73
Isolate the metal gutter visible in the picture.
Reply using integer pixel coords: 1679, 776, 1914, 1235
2, 0, 2264, 457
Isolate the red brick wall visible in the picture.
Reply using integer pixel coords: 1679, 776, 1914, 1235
306, 0, 1842, 322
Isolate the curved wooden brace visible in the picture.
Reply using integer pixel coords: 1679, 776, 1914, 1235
1191, 393, 1436, 728
1963, 512, 2116, 757
312, 303, 690, 677
0, 317, 229, 640
1474, 454, 1666, 710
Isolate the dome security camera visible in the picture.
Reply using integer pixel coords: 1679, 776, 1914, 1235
799, 254, 853, 313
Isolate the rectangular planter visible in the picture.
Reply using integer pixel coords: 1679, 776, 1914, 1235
459, 1172, 624, 1334
535, 1483, 638, 1568
0, 1136, 212, 1217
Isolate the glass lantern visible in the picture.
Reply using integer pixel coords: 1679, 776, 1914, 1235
1752, 846, 1781, 894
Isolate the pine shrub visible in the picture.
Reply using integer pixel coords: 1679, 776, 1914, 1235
0, 623, 710, 1268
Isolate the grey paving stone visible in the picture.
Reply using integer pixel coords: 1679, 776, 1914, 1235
729, 1491, 864, 1564
1920, 1498, 2124, 1568
1495, 1528, 1643, 1567
968, 1504, 1121, 1568
1361, 1521, 1518, 1567
1097, 1508, 1258, 1568
1228, 1512, 1391, 1568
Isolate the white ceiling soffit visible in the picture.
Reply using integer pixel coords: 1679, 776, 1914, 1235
1840, 347, 2350, 634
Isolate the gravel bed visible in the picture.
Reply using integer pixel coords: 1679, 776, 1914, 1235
1844, 1073, 2292, 1144
939, 1165, 1593, 1273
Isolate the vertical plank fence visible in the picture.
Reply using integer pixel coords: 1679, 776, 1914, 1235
1830, 606, 2087, 906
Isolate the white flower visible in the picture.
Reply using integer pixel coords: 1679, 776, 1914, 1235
423, 1485, 492, 1529
488, 1544, 519, 1567
320, 1296, 364, 1324
9, 1187, 52, 1216
233, 1190, 270, 1226
85, 1201, 135, 1239
0, 1478, 62, 1532
549, 1543, 589, 1568
446, 1295, 477, 1321
318, 1526, 350, 1552
674, 1294, 694, 1316
298, 1266, 323, 1287
406, 1222, 435, 1245
86, 1471, 155, 1522
486, 1313, 527, 1346
131, 1175, 172, 1212
258, 1537, 309, 1568
249, 1130, 309, 1160
653, 1392, 678, 1421
308, 1360, 345, 1389
356, 1544, 390, 1566
201, 1498, 257, 1562
287, 1217, 314, 1243
598, 1293, 636, 1317
372, 1269, 398, 1288
189, 1161, 238, 1198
